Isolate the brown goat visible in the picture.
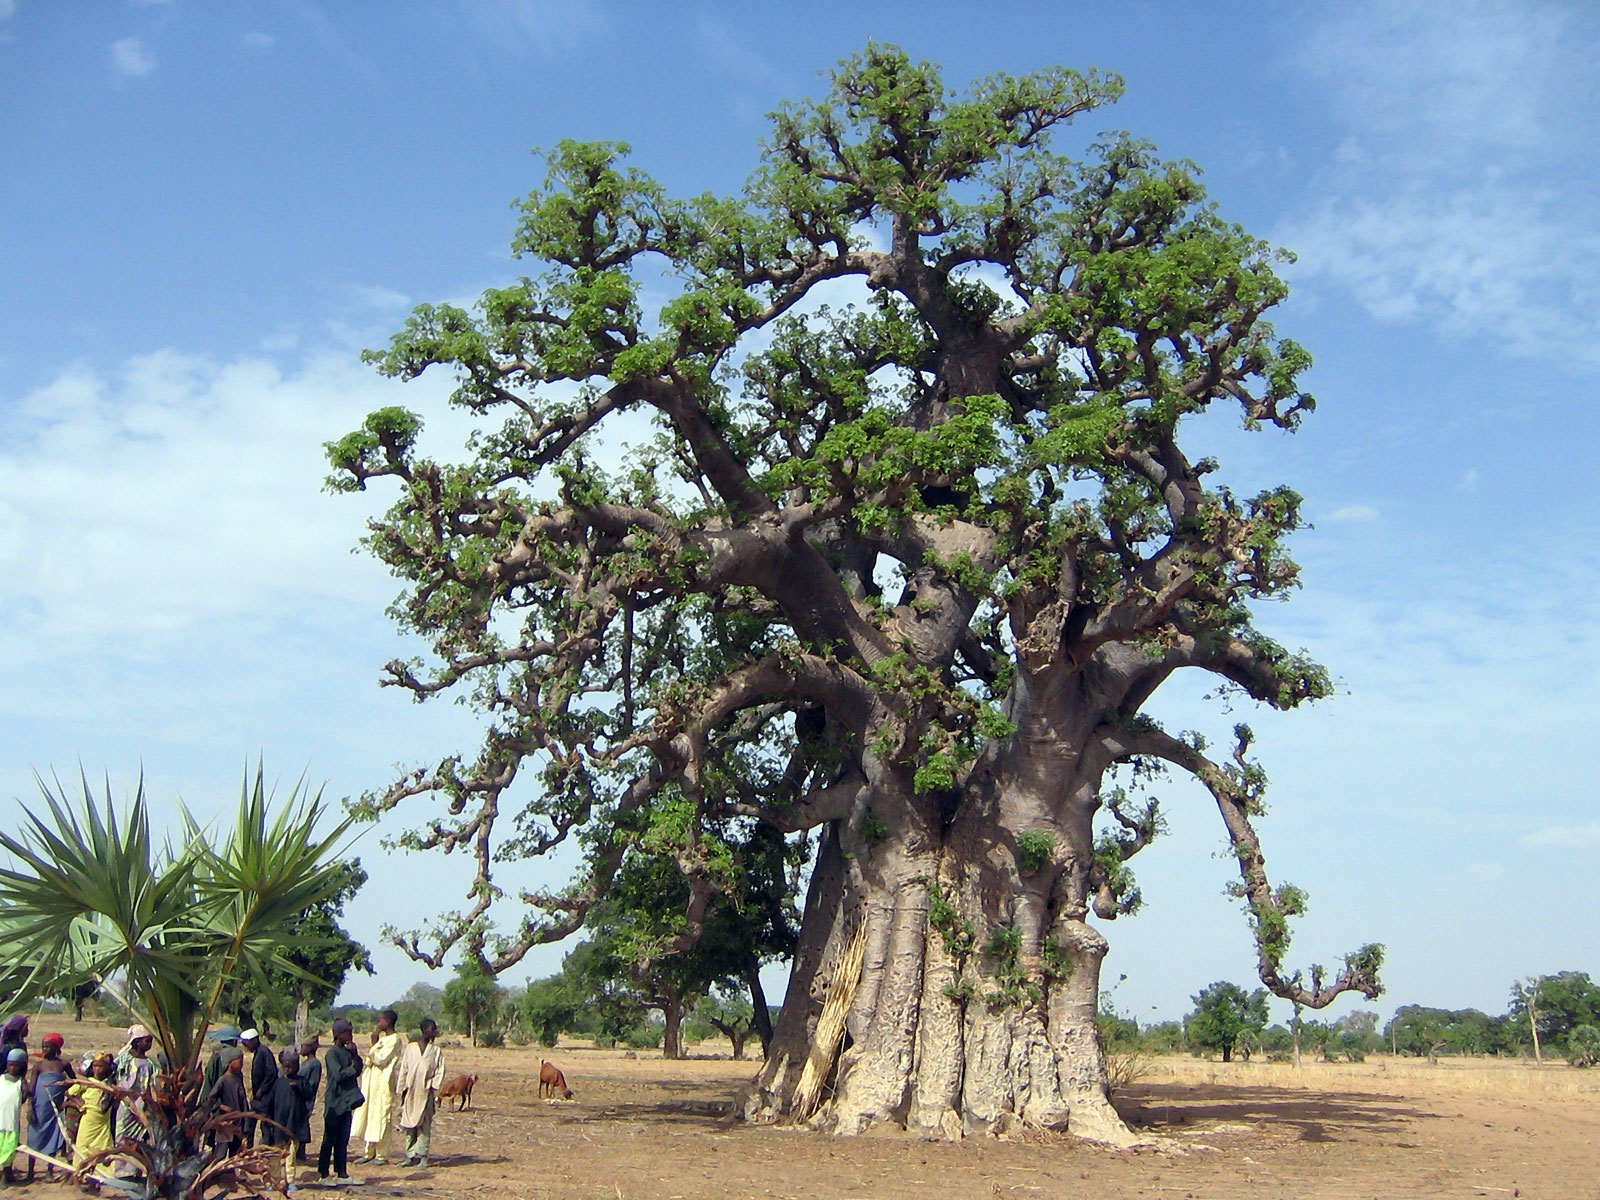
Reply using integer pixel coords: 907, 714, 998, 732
538, 1060, 573, 1100
437, 1073, 478, 1111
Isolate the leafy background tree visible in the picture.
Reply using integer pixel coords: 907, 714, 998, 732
1186, 981, 1269, 1063
442, 958, 505, 1046
388, 981, 445, 1035
331, 43, 1381, 1141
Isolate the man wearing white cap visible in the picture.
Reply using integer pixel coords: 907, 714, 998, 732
240, 1028, 278, 1148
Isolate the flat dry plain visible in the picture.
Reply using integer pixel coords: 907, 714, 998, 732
330, 1041, 1598, 1200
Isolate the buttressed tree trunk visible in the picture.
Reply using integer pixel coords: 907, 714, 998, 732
330, 45, 1384, 1143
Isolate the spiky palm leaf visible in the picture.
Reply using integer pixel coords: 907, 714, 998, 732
0, 762, 353, 1098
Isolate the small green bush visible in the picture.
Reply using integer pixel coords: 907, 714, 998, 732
1015, 830, 1056, 874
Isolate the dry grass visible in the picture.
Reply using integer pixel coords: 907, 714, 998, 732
1138, 1051, 1600, 1099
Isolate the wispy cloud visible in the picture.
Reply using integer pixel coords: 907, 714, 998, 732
1520, 822, 1600, 851
1327, 504, 1380, 523
110, 36, 157, 77
459, 0, 608, 60
1281, 1, 1600, 367
242, 30, 276, 51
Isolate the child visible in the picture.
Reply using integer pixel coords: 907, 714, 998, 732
207, 1046, 249, 1156
67, 1054, 115, 1175
266, 1048, 312, 1186
0, 1047, 27, 1187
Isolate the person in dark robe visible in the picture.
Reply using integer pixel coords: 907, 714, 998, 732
297, 1035, 323, 1170
316, 1020, 363, 1185
264, 1047, 313, 1187
207, 1047, 249, 1157
240, 1028, 277, 1148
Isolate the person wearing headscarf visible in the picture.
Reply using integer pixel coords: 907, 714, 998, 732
68, 1053, 116, 1174
25, 1031, 75, 1181
199, 1025, 241, 1105
394, 1018, 445, 1171
205, 1046, 249, 1157
0, 1016, 27, 1059
351, 1009, 402, 1163
114, 1023, 158, 1145
315, 1019, 363, 1185
239, 1028, 277, 1148
0, 1047, 28, 1186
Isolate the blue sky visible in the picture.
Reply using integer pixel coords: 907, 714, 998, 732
2, 1, 1597, 1026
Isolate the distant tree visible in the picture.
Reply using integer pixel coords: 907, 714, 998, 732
390, 981, 444, 1034
1566, 1024, 1600, 1068
1096, 993, 1142, 1055
571, 827, 801, 1060
560, 940, 653, 1046
1142, 1021, 1186, 1054
695, 987, 759, 1060
521, 974, 582, 1047
1187, 982, 1269, 1062
1510, 972, 1600, 1062
441, 960, 504, 1045
1383, 1006, 1508, 1059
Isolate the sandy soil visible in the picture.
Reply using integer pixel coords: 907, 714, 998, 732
314, 1042, 1600, 1200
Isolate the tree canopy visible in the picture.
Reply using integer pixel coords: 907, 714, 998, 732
1186, 980, 1269, 1062
331, 43, 1380, 1140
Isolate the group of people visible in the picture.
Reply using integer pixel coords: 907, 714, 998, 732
0, 1014, 135, 1186
201, 1010, 449, 1186
0, 1009, 449, 1189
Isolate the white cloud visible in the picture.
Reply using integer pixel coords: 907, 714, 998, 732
349, 284, 411, 310
242, 30, 276, 50
0, 349, 466, 661
1281, 1, 1600, 367
1520, 822, 1600, 851
1463, 862, 1505, 884
1327, 504, 1380, 523
110, 36, 157, 77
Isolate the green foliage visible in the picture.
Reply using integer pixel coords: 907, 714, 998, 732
926, 880, 976, 959
442, 959, 505, 1044
1509, 971, 1600, 1047
1014, 830, 1056, 874
1186, 980, 1269, 1061
521, 973, 582, 1047
1383, 1005, 1511, 1058
1566, 1024, 1600, 1068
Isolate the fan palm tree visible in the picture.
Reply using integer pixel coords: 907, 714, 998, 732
0, 765, 355, 1198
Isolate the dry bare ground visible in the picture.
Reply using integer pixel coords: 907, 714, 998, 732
314, 1041, 1600, 1200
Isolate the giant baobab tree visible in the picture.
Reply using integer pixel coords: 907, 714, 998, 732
329, 45, 1382, 1143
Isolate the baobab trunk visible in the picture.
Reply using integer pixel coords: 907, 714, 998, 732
746, 718, 1136, 1144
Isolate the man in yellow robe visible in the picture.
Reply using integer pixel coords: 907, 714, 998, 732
351, 1009, 403, 1164
394, 1018, 446, 1171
